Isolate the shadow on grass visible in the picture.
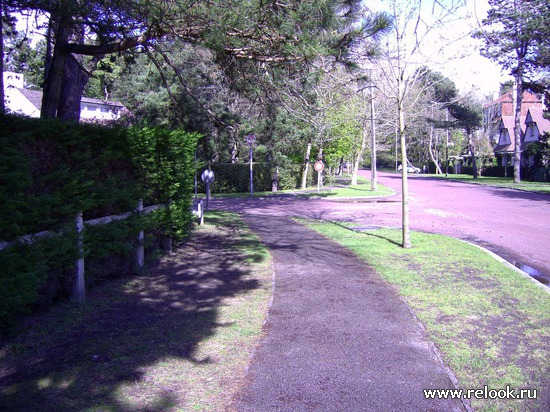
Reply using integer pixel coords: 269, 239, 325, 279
0, 221, 265, 411
299, 217, 402, 248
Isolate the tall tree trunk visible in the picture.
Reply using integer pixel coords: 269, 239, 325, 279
301, 138, 312, 189
513, 75, 523, 183
58, 24, 94, 121
42, 16, 92, 121
398, 82, 410, 249
0, 1, 5, 116
58, 54, 85, 121
41, 16, 70, 119
469, 129, 478, 179
351, 125, 368, 186
230, 139, 239, 163
429, 126, 443, 174
370, 84, 377, 191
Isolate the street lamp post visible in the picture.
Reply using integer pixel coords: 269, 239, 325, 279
247, 134, 256, 197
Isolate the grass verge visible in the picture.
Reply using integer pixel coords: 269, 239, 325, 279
300, 220, 550, 412
433, 174, 550, 194
213, 175, 394, 199
0, 211, 273, 412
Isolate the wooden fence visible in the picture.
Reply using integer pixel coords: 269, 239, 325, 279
0, 200, 204, 303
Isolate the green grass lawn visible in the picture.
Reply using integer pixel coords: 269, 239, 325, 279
4, 210, 549, 412
300, 219, 550, 412
212, 175, 394, 199
430, 174, 550, 194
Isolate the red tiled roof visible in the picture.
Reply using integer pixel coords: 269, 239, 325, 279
494, 116, 526, 153
526, 108, 550, 135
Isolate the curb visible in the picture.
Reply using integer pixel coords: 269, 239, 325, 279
461, 240, 550, 295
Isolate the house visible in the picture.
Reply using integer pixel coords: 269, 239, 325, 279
523, 107, 550, 167
3, 71, 128, 122
484, 91, 548, 169
524, 107, 550, 145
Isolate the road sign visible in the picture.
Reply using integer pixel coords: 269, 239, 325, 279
314, 161, 325, 172
246, 134, 256, 146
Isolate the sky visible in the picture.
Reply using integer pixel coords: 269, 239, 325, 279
364, 0, 511, 99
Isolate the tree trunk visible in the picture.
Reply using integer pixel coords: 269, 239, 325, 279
58, 54, 86, 121
398, 86, 410, 248
429, 126, 443, 174
42, 16, 72, 119
301, 138, 312, 189
0, 1, 5, 116
41, 16, 92, 121
370, 84, 377, 191
469, 129, 478, 179
230, 139, 239, 163
513, 75, 522, 183
351, 124, 368, 186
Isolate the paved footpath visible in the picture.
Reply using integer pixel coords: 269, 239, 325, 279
231, 215, 466, 412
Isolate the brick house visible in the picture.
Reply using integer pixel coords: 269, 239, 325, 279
484, 91, 549, 170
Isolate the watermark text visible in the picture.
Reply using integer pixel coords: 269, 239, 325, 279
423, 385, 537, 400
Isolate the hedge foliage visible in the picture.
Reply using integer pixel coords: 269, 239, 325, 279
199, 162, 311, 193
0, 115, 198, 328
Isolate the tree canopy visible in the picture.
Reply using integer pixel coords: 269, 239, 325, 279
2, 0, 386, 121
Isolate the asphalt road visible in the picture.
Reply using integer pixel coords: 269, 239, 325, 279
211, 170, 550, 283
357, 170, 550, 283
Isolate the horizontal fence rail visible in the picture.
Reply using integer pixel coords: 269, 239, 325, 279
0, 203, 163, 252
1, 200, 204, 303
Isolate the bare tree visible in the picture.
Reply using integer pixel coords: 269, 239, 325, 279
369, 0, 468, 248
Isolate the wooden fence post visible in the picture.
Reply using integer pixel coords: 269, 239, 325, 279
135, 199, 145, 272
72, 212, 85, 302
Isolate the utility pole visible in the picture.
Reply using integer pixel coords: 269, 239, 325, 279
445, 110, 449, 177
247, 134, 256, 197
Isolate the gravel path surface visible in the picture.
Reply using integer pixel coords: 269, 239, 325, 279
231, 215, 465, 412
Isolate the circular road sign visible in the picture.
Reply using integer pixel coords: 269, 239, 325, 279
246, 134, 256, 145
314, 161, 325, 172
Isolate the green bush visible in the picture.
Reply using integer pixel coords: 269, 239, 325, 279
196, 162, 309, 193
128, 127, 199, 239
0, 116, 198, 328
529, 167, 550, 182
0, 232, 77, 328
206, 163, 272, 193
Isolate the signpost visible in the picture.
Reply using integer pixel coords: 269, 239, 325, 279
247, 134, 256, 197
314, 160, 324, 193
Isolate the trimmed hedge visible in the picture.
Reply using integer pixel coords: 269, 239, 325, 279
0, 116, 198, 328
197, 162, 312, 194
464, 165, 548, 181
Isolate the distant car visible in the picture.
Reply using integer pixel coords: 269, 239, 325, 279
398, 164, 420, 174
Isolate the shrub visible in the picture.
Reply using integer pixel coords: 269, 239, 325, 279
0, 116, 198, 328
196, 162, 310, 193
